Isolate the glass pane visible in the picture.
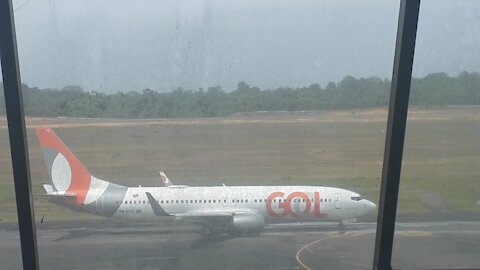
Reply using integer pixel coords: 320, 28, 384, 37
393, 1, 480, 269
14, 1, 399, 269
0, 83, 24, 269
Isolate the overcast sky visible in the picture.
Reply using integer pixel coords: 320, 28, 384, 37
10, 0, 480, 93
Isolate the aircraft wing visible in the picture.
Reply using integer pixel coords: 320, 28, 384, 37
176, 211, 233, 218
145, 192, 254, 225
174, 211, 234, 227
145, 192, 173, 216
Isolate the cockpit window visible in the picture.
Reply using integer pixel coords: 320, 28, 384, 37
351, 196, 361, 201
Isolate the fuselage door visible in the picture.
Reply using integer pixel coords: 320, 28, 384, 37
334, 193, 341, 209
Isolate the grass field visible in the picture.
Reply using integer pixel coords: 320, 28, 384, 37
0, 107, 479, 223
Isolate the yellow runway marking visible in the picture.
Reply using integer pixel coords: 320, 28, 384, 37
295, 231, 367, 270
296, 237, 332, 270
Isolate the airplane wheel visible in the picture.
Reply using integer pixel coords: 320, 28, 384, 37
338, 221, 346, 234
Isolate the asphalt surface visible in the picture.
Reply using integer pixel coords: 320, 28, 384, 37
1, 221, 479, 270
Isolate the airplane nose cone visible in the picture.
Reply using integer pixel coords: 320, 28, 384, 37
364, 200, 377, 212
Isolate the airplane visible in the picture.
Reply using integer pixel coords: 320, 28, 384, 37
37, 128, 377, 236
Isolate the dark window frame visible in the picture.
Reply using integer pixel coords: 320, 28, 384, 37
0, 1, 424, 270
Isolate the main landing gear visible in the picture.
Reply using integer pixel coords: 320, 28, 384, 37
338, 221, 346, 234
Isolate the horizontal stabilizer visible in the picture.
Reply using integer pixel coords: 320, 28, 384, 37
43, 184, 54, 194
35, 193, 77, 198
38, 184, 77, 198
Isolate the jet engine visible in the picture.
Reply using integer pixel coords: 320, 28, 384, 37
230, 214, 265, 233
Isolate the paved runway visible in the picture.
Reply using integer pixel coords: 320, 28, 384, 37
1, 221, 479, 270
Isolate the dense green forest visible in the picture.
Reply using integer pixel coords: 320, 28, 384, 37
1, 72, 480, 118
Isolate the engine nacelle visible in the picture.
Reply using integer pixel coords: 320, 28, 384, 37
231, 214, 265, 232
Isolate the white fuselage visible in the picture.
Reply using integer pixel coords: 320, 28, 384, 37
111, 186, 375, 223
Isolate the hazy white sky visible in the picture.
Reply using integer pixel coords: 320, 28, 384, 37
10, 0, 480, 93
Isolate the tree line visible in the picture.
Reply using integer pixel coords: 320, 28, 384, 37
1, 72, 479, 118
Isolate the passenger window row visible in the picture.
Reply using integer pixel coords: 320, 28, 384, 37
123, 199, 227, 205
124, 200, 147, 204
122, 198, 333, 205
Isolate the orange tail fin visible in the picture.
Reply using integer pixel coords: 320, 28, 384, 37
36, 128, 91, 204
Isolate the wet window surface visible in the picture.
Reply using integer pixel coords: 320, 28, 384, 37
1, 1, 479, 270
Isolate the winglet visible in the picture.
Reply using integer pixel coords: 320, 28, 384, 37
146, 192, 172, 216
159, 171, 172, 187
